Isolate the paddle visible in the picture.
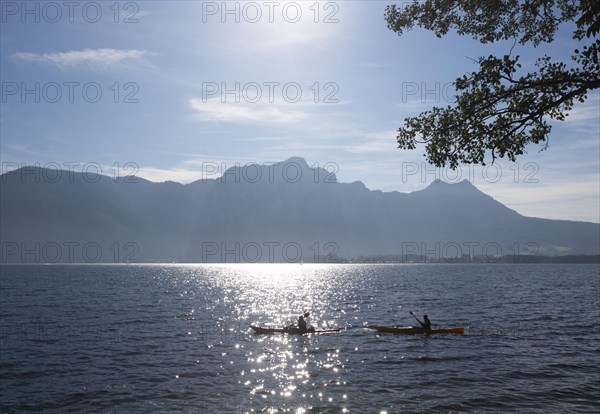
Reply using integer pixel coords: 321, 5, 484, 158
409, 311, 423, 326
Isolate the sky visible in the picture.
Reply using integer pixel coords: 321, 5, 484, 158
1, 1, 598, 223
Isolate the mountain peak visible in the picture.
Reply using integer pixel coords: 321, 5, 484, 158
282, 156, 309, 168
421, 179, 479, 194
215, 156, 336, 185
430, 178, 473, 186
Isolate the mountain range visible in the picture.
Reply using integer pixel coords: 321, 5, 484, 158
1, 157, 598, 263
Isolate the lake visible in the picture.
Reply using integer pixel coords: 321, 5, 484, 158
1, 264, 599, 413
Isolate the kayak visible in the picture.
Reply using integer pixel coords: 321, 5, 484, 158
368, 326, 464, 335
250, 325, 341, 335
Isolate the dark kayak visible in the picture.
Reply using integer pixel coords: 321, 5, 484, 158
368, 325, 464, 335
250, 325, 341, 335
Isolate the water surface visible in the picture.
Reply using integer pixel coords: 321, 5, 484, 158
1, 264, 599, 412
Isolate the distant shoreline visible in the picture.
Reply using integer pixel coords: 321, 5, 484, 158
347, 254, 600, 264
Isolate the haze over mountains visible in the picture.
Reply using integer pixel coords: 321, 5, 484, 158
1, 157, 598, 263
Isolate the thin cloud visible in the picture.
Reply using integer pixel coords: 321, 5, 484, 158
188, 98, 310, 124
563, 95, 600, 123
342, 129, 397, 154
11, 48, 151, 71
135, 166, 203, 184
481, 180, 600, 223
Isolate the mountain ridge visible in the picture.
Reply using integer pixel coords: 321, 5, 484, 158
1, 159, 598, 262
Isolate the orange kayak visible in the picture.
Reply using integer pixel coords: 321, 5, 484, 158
368, 325, 464, 335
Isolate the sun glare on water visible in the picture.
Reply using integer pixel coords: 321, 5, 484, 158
213, 262, 334, 288
193, 263, 348, 330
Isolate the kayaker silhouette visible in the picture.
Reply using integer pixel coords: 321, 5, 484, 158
410, 311, 432, 331
421, 314, 432, 331
298, 315, 308, 334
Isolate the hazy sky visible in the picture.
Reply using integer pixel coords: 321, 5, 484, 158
1, 1, 598, 223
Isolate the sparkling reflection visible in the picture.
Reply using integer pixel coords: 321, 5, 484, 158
199, 263, 356, 411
